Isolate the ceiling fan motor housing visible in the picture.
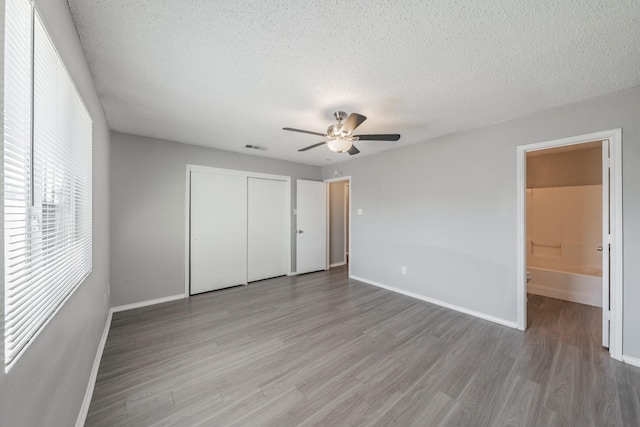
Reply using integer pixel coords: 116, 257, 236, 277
333, 111, 348, 122
327, 124, 348, 138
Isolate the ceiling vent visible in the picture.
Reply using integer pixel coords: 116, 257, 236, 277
245, 144, 267, 151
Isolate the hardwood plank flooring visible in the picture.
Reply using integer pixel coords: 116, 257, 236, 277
86, 267, 640, 426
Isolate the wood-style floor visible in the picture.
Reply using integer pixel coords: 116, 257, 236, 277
86, 267, 640, 426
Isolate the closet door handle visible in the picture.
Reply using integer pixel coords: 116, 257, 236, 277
297, 230, 304, 234
597, 246, 603, 252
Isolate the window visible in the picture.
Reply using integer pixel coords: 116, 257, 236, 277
3, 0, 93, 369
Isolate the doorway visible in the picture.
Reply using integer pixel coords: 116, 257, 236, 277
326, 177, 352, 275
516, 129, 623, 360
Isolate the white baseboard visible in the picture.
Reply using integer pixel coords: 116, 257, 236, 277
622, 355, 640, 368
350, 275, 518, 329
111, 294, 185, 313
76, 309, 112, 427
330, 262, 346, 268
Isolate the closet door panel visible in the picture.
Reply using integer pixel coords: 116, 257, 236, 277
248, 178, 287, 282
190, 170, 247, 294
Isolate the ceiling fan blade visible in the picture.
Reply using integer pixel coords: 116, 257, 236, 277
347, 144, 360, 155
298, 141, 327, 152
353, 134, 401, 141
341, 113, 367, 134
283, 127, 326, 137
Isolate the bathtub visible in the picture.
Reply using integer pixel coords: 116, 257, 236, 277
527, 266, 602, 307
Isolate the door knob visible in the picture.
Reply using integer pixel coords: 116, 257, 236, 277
297, 230, 304, 234
597, 246, 603, 252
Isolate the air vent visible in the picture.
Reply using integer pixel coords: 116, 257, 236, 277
245, 144, 267, 151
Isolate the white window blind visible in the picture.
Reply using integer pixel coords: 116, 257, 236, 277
3, 0, 93, 368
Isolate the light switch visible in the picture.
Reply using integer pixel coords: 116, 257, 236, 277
357, 209, 363, 215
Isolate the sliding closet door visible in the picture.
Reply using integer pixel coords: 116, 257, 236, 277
190, 170, 247, 294
248, 178, 288, 282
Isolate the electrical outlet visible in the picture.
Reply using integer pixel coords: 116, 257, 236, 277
401, 266, 407, 275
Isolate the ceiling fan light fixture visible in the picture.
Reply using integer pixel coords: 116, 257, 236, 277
327, 138, 353, 153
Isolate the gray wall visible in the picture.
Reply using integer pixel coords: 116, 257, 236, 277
323, 87, 640, 359
329, 181, 347, 265
110, 132, 321, 307
0, 0, 111, 426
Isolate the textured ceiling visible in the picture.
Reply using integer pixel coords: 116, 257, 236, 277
68, 0, 640, 166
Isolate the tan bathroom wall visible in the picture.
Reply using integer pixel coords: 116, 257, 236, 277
527, 144, 602, 188
526, 185, 602, 276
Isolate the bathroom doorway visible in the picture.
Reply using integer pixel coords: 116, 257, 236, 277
527, 141, 604, 344
516, 129, 622, 359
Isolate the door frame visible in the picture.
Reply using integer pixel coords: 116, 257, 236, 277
516, 129, 623, 360
325, 176, 352, 277
184, 165, 292, 296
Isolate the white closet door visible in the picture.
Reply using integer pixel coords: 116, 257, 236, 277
248, 178, 288, 282
296, 179, 327, 274
190, 170, 247, 294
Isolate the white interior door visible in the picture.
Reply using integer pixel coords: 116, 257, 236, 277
602, 140, 611, 348
190, 170, 247, 294
296, 179, 327, 274
248, 178, 287, 282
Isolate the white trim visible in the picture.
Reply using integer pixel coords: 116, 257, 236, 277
184, 165, 292, 297
516, 144, 528, 331
286, 179, 292, 278
326, 182, 330, 270
516, 129, 623, 360
344, 184, 349, 266
330, 262, 346, 268
75, 310, 112, 427
111, 294, 185, 313
350, 275, 519, 329
622, 355, 640, 368
323, 176, 352, 183
185, 166, 191, 297
325, 176, 352, 278
601, 140, 611, 348
610, 131, 624, 361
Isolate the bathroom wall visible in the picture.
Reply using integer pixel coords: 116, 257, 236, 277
526, 144, 603, 276
527, 143, 602, 188
526, 185, 602, 275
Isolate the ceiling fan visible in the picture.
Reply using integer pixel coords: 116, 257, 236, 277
283, 111, 400, 155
